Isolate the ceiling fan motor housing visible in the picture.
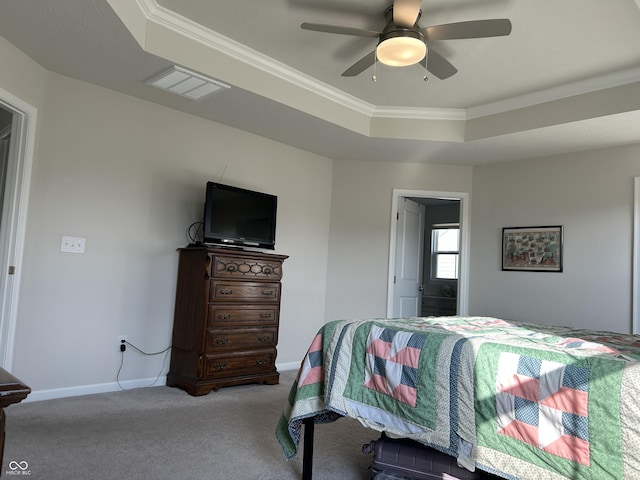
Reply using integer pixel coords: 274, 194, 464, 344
378, 26, 425, 46
377, 7, 427, 66
380, 4, 424, 41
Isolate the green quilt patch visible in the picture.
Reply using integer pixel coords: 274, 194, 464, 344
475, 342, 624, 479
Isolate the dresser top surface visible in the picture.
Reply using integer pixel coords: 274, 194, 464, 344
179, 245, 288, 261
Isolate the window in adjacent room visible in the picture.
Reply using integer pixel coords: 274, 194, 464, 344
431, 224, 460, 280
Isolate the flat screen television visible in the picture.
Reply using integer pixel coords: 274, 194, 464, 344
203, 181, 277, 250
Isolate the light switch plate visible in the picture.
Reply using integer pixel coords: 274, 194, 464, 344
60, 236, 86, 254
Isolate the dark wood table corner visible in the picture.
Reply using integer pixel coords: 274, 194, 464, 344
0, 368, 31, 476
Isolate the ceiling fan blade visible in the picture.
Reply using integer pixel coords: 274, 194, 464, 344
423, 19, 512, 41
301, 22, 380, 38
393, 0, 422, 27
342, 51, 377, 77
423, 48, 458, 80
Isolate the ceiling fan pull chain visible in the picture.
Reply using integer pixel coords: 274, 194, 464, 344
372, 55, 377, 82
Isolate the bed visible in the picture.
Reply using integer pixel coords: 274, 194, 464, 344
276, 316, 640, 479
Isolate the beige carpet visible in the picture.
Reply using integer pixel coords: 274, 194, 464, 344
2, 370, 375, 480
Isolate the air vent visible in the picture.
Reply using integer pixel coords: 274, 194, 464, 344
145, 66, 230, 101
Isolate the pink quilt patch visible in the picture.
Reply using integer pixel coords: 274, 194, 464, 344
298, 333, 324, 387
495, 352, 590, 466
363, 325, 426, 407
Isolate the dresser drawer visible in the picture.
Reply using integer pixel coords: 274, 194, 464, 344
203, 349, 276, 378
210, 281, 280, 302
208, 305, 278, 327
206, 327, 277, 352
211, 254, 283, 280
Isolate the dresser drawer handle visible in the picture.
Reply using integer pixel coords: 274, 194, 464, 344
216, 338, 229, 345
218, 313, 231, 320
256, 359, 268, 365
258, 336, 271, 342
259, 313, 272, 319
263, 266, 273, 274
213, 363, 227, 370
219, 288, 233, 295
261, 290, 274, 296
226, 264, 238, 272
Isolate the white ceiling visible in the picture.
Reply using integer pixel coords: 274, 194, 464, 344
1, 0, 640, 166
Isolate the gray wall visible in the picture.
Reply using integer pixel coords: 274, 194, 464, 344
469, 144, 640, 333
1, 35, 334, 396
325, 161, 473, 321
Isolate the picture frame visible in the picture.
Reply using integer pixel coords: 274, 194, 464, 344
502, 226, 563, 272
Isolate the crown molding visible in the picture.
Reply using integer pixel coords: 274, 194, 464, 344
467, 66, 640, 119
134, 0, 156, 17
373, 106, 465, 121
137, 0, 376, 117
135, 0, 640, 126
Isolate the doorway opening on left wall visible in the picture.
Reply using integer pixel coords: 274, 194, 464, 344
0, 91, 36, 371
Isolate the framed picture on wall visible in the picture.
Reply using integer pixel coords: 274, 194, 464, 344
502, 225, 563, 272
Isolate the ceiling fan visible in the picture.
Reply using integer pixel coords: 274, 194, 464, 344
300, 0, 512, 79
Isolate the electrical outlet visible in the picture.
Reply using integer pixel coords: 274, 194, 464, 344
60, 236, 86, 254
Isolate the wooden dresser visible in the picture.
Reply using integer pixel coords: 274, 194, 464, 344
167, 246, 288, 396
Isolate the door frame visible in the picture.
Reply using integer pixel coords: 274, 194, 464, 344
387, 189, 470, 318
0, 87, 36, 370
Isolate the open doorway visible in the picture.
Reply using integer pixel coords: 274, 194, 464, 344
387, 189, 470, 318
0, 90, 36, 370
416, 197, 460, 316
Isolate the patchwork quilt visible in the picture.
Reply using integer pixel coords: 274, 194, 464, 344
275, 317, 640, 479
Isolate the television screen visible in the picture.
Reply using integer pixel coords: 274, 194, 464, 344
203, 182, 277, 250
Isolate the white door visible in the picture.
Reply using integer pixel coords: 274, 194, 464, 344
392, 198, 425, 317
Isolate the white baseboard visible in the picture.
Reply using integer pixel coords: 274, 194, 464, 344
23, 376, 167, 403
24, 363, 300, 402
276, 361, 300, 372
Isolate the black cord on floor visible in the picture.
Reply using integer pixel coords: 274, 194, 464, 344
117, 340, 172, 391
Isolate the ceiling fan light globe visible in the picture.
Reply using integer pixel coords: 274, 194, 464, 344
376, 37, 426, 67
